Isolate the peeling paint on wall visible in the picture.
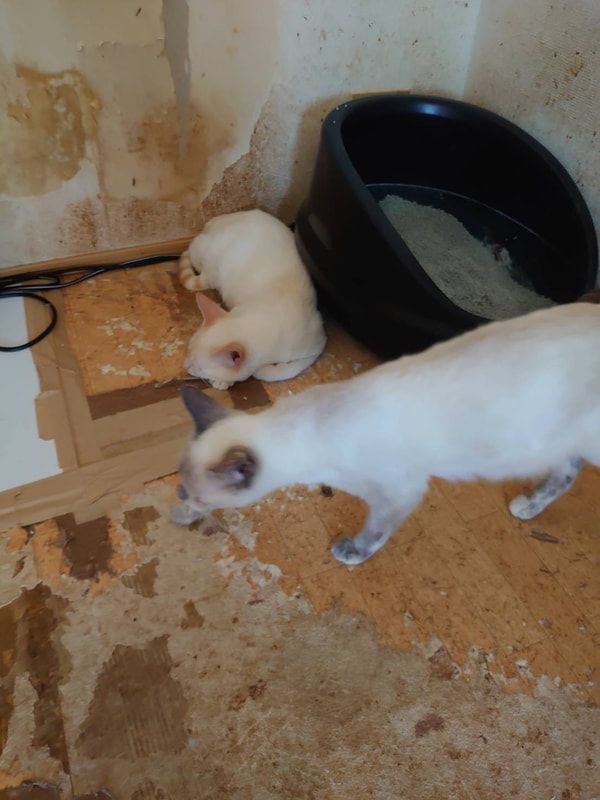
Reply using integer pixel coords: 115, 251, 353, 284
0, 66, 99, 197
3, 0, 596, 267
0, 0, 278, 264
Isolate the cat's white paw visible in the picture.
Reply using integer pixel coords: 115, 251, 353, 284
209, 379, 233, 391
170, 502, 205, 526
509, 494, 537, 520
332, 537, 370, 566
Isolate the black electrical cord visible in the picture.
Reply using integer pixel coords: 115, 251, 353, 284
0, 254, 180, 352
0, 291, 58, 352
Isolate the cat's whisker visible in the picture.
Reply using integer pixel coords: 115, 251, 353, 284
153, 376, 211, 389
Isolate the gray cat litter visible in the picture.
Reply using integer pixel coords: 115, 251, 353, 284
379, 195, 554, 320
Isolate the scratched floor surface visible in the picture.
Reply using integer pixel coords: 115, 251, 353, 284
0, 267, 598, 798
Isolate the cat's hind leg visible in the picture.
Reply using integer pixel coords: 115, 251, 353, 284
253, 354, 319, 382
332, 485, 426, 566
179, 250, 209, 291
509, 457, 583, 520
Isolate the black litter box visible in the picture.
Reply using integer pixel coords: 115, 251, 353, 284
295, 94, 598, 357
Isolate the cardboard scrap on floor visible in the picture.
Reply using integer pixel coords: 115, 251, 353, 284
0, 247, 378, 529
0, 249, 265, 528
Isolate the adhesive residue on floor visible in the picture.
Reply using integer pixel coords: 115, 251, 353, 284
0, 478, 598, 799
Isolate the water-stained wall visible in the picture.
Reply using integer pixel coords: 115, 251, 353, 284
0, 0, 280, 264
2, 0, 597, 269
0, 0, 479, 266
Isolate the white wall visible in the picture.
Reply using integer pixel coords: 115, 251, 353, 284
247, 0, 481, 220
464, 0, 600, 238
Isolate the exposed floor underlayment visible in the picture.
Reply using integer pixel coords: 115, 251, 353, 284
1, 479, 598, 799
1, 264, 598, 798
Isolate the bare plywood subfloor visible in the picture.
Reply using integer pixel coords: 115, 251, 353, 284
1, 474, 598, 798
1, 263, 598, 797
61, 261, 195, 395
60, 260, 379, 400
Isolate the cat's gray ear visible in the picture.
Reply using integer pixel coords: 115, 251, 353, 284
181, 385, 229, 435
209, 446, 258, 490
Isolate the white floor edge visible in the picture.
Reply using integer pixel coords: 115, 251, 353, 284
0, 296, 61, 494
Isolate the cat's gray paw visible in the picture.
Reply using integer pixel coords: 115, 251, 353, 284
170, 502, 205, 526
332, 537, 370, 566
509, 494, 538, 520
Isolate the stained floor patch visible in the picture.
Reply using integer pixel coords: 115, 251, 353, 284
0, 585, 71, 778
0, 602, 18, 754
122, 507, 160, 547
180, 601, 204, 629
1, 481, 598, 799
415, 712, 445, 737
57, 514, 112, 581
77, 636, 187, 759
0, 782, 61, 800
121, 559, 159, 598
22, 586, 71, 773
129, 781, 169, 800
61, 264, 198, 397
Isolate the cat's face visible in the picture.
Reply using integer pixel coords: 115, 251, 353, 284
177, 385, 263, 512
185, 292, 248, 390
185, 327, 246, 390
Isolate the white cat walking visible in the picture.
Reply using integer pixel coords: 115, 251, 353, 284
179, 210, 326, 389
172, 303, 600, 565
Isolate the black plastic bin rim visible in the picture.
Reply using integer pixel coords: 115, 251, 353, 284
319, 94, 598, 320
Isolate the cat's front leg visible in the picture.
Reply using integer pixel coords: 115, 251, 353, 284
332, 530, 391, 566
332, 486, 425, 566
170, 500, 205, 525
209, 379, 233, 390
509, 458, 582, 520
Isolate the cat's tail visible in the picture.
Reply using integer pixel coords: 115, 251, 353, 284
179, 249, 207, 292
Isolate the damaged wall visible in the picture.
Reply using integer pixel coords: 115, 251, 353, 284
464, 0, 600, 238
237, 0, 481, 221
1, 0, 596, 269
0, 0, 278, 265
0, 0, 479, 266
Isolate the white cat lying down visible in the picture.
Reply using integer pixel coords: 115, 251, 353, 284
171, 303, 600, 565
179, 209, 326, 390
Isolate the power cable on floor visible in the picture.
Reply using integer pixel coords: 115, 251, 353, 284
0, 255, 180, 352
